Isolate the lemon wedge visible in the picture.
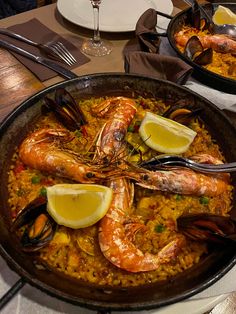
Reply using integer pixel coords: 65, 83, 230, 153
139, 112, 197, 154
212, 5, 236, 25
46, 184, 113, 229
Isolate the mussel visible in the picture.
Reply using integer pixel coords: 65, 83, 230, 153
44, 88, 87, 131
163, 100, 202, 125
177, 214, 236, 244
184, 36, 213, 66
11, 197, 57, 252
189, 0, 211, 31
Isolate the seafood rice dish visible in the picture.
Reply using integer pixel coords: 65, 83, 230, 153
7, 90, 233, 287
174, 7, 236, 80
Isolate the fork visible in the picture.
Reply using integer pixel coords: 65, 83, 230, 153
0, 28, 77, 66
140, 155, 236, 174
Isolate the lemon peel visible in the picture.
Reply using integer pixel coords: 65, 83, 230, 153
46, 184, 113, 229
139, 112, 197, 154
212, 5, 236, 25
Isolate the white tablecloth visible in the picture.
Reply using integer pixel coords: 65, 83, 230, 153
0, 253, 236, 314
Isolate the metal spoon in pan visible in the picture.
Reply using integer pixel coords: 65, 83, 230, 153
140, 155, 236, 174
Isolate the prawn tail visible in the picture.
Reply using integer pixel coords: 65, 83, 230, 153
124, 235, 186, 273
156, 236, 186, 265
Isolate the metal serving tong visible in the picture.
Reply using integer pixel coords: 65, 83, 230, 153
140, 155, 236, 174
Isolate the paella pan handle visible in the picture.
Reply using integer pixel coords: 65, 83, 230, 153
155, 10, 172, 37
0, 278, 112, 313
0, 277, 26, 310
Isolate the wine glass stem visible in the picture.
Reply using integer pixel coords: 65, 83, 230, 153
91, 1, 101, 44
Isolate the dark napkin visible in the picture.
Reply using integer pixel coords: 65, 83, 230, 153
135, 8, 161, 53
124, 9, 193, 85
0, 18, 90, 81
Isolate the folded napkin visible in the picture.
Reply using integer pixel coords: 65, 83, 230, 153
125, 51, 193, 85
125, 8, 236, 110
135, 8, 161, 53
124, 8, 193, 85
0, 19, 90, 81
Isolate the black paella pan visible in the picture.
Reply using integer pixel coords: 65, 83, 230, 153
0, 73, 236, 312
157, 2, 236, 94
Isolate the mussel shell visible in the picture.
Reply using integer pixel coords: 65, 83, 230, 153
44, 96, 80, 131
184, 36, 213, 66
178, 214, 236, 234
11, 197, 47, 231
11, 197, 57, 252
193, 48, 213, 66
55, 89, 79, 119
44, 88, 87, 131
177, 214, 236, 244
162, 100, 202, 125
184, 36, 203, 60
21, 214, 57, 252
190, 4, 201, 29
55, 88, 87, 127
190, 0, 212, 31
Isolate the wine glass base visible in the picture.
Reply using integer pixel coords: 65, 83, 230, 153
81, 38, 112, 57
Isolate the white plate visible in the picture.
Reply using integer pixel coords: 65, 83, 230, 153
57, 0, 173, 32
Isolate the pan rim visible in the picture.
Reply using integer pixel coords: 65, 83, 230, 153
0, 72, 236, 311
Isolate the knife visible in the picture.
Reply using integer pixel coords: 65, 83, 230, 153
0, 39, 78, 80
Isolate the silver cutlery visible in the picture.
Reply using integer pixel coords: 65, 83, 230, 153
0, 39, 77, 79
0, 28, 77, 66
140, 155, 236, 174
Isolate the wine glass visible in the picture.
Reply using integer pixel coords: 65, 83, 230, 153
81, 0, 112, 57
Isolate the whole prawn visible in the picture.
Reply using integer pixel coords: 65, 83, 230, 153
96, 97, 185, 272
99, 178, 185, 272
92, 97, 137, 161
18, 97, 137, 183
124, 153, 229, 196
123, 165, 229, 197
175, 30, 236, 54
19, 128, 105, 183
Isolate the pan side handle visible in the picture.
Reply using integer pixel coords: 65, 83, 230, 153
0, 278, 26, 310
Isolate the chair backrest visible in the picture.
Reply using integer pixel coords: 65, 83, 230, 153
37, 0, 54, 7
